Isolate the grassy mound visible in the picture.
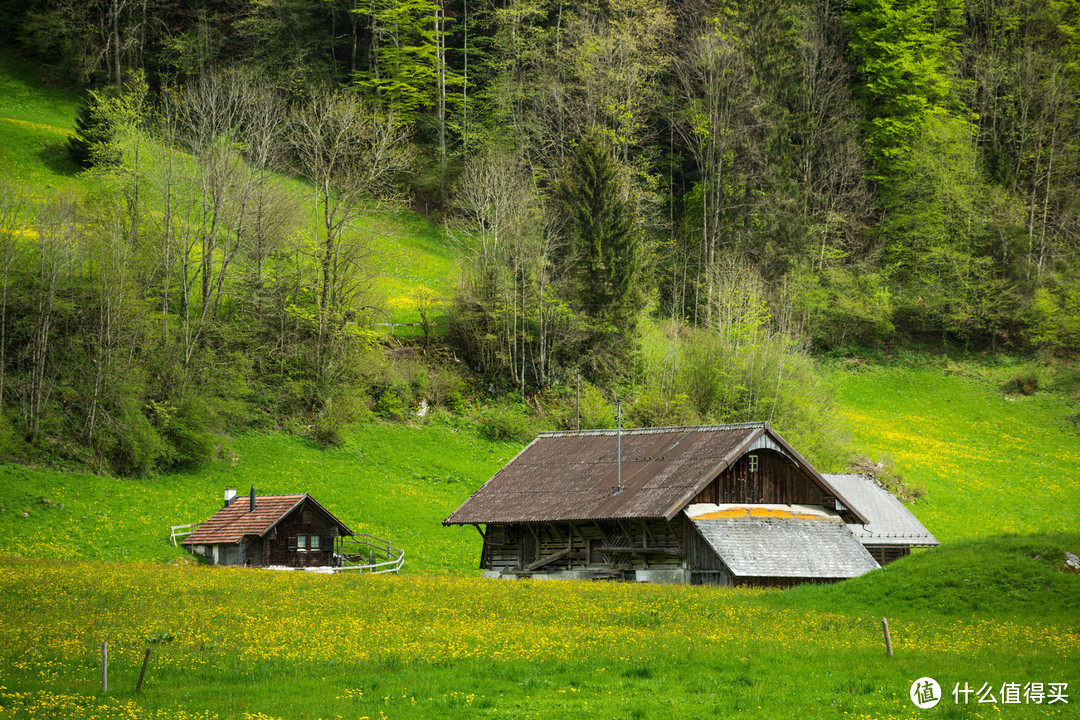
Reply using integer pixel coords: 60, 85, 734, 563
781, 534, 1080, 620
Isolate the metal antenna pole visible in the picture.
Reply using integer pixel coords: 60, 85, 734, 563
616, 399, 622, 495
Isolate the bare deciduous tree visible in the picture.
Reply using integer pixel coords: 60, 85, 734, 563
290, 89, 413, 381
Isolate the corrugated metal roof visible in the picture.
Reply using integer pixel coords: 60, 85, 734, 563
182, 494, 353, 545
445, 423, 867, 525
824, 474, 939, 546
445, 424, 762, 524
690, 511, 881, 579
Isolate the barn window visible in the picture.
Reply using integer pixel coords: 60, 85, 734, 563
309, 535, 320, 551
302, 510, 313, 523
297, 535, 307, 551
748, 454, 759, 473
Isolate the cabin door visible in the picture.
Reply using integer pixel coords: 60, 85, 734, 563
519, 528, 537, 570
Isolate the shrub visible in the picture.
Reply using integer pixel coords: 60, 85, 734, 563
1003, 374, 1038, 396
478, 402, 539, 443
788, 264, 894, 349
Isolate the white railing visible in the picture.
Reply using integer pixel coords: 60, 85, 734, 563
334, 534, 405, 574
169, 522, 202, 546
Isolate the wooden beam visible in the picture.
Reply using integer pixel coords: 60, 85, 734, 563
596, 546, 681, 557
594, 522, 612, 545
525, 548, 571, 572
547, 523, 565, 544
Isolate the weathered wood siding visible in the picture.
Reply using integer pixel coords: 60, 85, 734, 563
865, 545, 910, 565
692, 450, 826, 505
482, 519, 686, 576
266, 501, 340, 567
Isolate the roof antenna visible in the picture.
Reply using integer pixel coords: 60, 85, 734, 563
615, 399, 622, 495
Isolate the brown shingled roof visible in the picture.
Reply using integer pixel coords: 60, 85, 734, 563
446, 422, 866, 526
182, 494, 353, 545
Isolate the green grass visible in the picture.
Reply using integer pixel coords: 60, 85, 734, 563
778, 533, 1080, 620
0, 48, 83, 192
826, 356, 1080, 543
0, 421, 520, 575
366, 208, 459, 329
0, 540, 1075, 719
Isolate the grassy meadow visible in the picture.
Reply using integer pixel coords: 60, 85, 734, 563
0, 356, 1078, 719
827, 354, 1080, 541
0, 539, 1077, 720
0, 422, 520, 576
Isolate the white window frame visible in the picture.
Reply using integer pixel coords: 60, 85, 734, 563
294, 534, 322, 552
748, 454, 759, 473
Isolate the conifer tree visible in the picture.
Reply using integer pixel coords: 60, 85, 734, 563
557, 131, 644, 379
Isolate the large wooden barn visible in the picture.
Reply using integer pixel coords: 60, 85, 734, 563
444, 423, 937, 586
183, 487, 354, 568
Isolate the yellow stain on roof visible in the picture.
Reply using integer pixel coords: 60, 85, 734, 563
694, 507, 840, 522
1, 117, 72, 137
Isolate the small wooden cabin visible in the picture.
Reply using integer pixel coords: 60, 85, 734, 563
183, 487, 353, 568
444, 423, 936, 586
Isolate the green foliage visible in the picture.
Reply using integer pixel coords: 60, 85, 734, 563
788, 264, 894, 348
66, 93, 117, 168
354, 0, 452, 123
879, 116, 1023, 342
1029, 280, 1080, 351
477, 400, 540, 443
557, 132, 645, 381
576, 382, 616, 430
845, 0, 962, 175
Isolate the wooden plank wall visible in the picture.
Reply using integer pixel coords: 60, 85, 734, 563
266, 502, 339, 567
865, 545, 910, 565
693, 450, 825, 505
482, 519, 686, 575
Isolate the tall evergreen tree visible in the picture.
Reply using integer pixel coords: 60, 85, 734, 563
557, 131, 644, 379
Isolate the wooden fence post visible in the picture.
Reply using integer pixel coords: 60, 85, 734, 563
136, 648, 151, 692
881, 617, 893, 657
101, 641, 108, 693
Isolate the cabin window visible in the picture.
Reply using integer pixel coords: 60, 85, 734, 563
302, 510, 313, 523
748, 454, 759, 473
294, 534, 321, 552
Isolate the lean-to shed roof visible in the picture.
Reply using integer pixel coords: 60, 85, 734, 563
182, 494, 353, 546
687, 505, 881, 579
444, 423, 867, 525
824, 473, 939, 546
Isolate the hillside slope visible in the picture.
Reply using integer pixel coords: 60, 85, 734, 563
828, 358, 1080, 542
0, 422, 520, 575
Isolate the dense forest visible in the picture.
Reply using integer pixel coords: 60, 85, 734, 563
0, 0, 1076, 475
